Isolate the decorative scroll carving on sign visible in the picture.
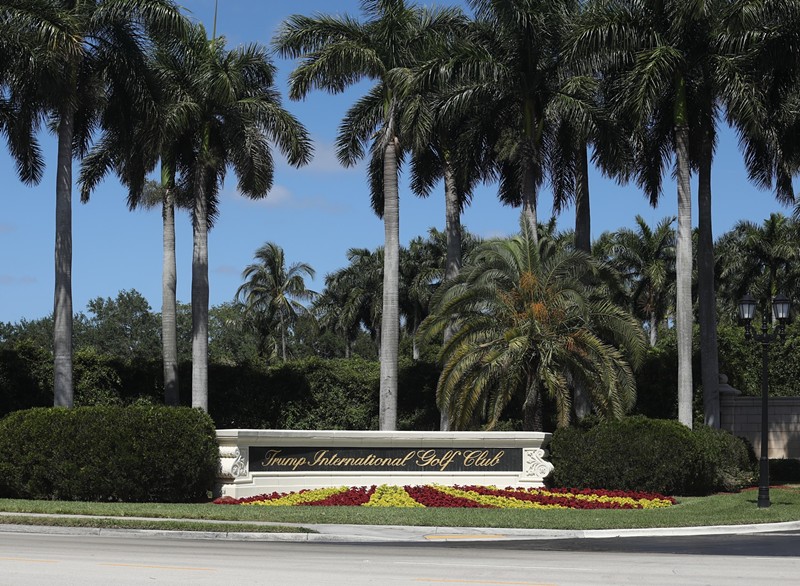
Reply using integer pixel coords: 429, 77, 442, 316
218, 446, 249, 478
520, 448, 554, 482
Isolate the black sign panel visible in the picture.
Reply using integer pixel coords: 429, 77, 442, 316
249, 446, 521, 473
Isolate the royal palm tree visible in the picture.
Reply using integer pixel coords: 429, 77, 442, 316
0, 0, 186, 407
160, 23, 311, 410
420, 0, 579, 245
725, 0, 800, 204
570, 0, 749, 427
420, 218, 645, 431
236, 242, 316, 362
275, 0, 463, 430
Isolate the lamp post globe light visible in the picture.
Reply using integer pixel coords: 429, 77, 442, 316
737, 293, 791, 509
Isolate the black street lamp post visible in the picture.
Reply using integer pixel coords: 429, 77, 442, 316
737, 293, 791, 509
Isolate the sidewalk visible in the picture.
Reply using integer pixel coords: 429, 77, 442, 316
2, 511, 800, 543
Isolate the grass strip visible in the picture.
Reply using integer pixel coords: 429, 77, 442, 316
0, 514, 312, 533
1, 487, 799, 530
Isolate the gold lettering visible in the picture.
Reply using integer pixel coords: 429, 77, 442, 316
463, 450, 504, 468
416, 449, 461, 471
261, 449, 308, 470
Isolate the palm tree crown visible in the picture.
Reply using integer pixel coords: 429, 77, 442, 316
421, 217, 645, 431
237, 242, 316, 363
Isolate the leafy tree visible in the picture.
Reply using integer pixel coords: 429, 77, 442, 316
420, 218, 645, 430
275, 0, 463, 430
0, 0, 186, 407
79, 290, 160, 363
236, 242, 316, 362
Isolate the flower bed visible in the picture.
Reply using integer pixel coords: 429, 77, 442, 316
214, 485, 676, 509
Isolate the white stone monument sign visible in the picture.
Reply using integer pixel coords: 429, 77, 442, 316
216, 429, 554, 498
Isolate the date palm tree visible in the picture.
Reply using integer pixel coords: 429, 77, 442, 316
274, 0, 463, 430
421, 217, 645, 431
236, 242, 316, 362
0, 0, 186, 407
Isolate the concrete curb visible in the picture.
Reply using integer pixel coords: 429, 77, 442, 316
2, 513, 800, 543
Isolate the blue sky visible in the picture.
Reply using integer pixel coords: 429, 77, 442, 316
0, 0, 790, 324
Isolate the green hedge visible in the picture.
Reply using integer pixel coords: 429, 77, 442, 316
550, 416, 755, 496
206, 357, 440, 430
770, 458, 800, 484
0, 406, 219, 502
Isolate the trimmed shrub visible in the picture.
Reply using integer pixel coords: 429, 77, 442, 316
692, 425, 756, 492
0, 406, 218, 502
550, 416, 717, 495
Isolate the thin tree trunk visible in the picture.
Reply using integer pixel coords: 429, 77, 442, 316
440, 157, 462, 431
412, 312, 420, 361
281, 314, 287, 361
379, 137, 400, 431
191, 169, 209, 412
675, 122, 693, 428
162, 163, 179, 406
649, 312, 658, 347
698, 139, 720, 428
53, 106, 74, 408
574, 143, 591, 253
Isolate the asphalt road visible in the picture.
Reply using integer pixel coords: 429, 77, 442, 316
2, 531, 799, 585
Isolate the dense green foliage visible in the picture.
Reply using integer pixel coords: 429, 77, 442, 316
550, 416, 755, 496
770, 459, 800, 484
0, 406, 219, 502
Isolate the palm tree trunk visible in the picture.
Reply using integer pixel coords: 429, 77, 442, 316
574, 143, 591, 253
191, 170, 210, 412
522, 374, 543, 432
572, 144, 593, 419
162, 164, 179, 406
698, 139, 720, 428
440, 157, 462, 431
675, 122, 693, 428
53, 106, 74, 408
379, 137, 400, 431
521, 161, 539, 246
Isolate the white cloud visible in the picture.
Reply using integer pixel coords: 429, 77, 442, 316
232, 184, 347, 214
481, 230, 511, 240
261, 184, 293, 207
0, 274, 37, 286
214, 265, 239, 276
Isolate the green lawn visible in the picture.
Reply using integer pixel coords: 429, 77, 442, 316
1, 487, 799, 531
